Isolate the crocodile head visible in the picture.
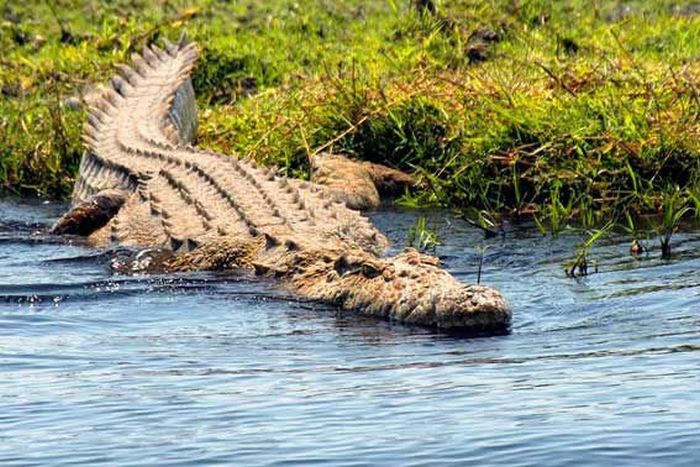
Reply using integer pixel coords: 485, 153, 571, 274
286, 246, 511, 335
162, 236, 510, 335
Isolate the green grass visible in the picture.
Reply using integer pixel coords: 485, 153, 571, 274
2, 0, 700, 236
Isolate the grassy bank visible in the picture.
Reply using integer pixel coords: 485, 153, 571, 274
2, 0, 699, 233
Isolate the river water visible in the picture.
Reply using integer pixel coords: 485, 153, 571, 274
1, 199, 698, 466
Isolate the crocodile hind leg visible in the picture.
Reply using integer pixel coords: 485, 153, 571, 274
309, 153, 416, 210
50, 189, 128, 236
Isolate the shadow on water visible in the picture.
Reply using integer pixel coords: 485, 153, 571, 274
1, 199, 699, 466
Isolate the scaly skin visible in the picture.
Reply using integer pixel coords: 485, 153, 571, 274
52, 36, 511, 334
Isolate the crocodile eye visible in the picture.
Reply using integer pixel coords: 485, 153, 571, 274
334, 255, 381, 278
361, 263, 381, 278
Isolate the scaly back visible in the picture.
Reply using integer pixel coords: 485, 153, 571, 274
74, 36, 386, 254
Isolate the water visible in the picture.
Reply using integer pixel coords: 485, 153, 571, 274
1, 199, 698, 466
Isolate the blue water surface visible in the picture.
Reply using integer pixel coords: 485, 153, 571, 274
1, 199, 698, 466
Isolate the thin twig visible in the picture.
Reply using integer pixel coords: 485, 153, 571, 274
536, 62, 578, 98
243, 89, 303, 158
310, 115, 369, 157
476, 249, 484, 284
297, 124, 312, 166
45, 0, 69, 36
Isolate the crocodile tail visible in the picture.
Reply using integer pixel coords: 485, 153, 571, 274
73, 34, 199, 205
132, 33, 199, 145
162, 33, 199, 145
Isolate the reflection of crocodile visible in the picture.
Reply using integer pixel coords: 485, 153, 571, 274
51, 36, 511, 334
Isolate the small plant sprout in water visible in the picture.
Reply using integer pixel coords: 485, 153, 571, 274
621, 213, 649, 257
657, 187, 692, 259
407, 216, 441, 254
476, 244, 489, 284
565, 222, 613, 278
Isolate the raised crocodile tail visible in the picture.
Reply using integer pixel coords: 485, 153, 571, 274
72, 34, 199, 205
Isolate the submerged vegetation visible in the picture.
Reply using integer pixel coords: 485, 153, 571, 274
1, 0, 699, 248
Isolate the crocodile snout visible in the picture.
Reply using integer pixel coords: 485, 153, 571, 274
433, 285, 511, 335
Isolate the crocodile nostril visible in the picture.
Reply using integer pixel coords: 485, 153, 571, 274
333, 255, 353, 276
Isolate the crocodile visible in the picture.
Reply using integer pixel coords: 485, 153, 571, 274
50, 36, 511, 335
